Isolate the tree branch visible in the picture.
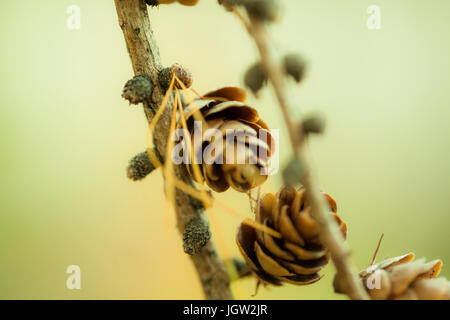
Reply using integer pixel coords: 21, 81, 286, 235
221, 3, 370, 300
114, 0, 232, 300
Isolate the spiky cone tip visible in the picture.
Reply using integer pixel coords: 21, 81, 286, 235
244, 61, 267, 96
283, 53, 307, 83
301, 113, 326, 135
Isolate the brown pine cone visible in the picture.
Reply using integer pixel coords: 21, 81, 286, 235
180, 87, 275, 193
334, 253, 450, 300
236, 186, 347, 286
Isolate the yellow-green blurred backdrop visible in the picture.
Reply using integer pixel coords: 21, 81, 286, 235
1, 0, 449, 299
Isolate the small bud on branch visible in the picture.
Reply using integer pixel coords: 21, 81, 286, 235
122, 75, 153, 105
244, 61, 267, 95
283, 53, 307, 83
301, 114, 326, 135
159, 63, 193, 92
244, 0, 279, 23
183, 217, 212, 255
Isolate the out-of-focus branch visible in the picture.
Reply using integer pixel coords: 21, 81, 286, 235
220, 1, 370, 300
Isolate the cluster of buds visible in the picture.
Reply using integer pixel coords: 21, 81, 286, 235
244, 54, 307, 96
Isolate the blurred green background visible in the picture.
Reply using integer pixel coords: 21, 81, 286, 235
1, 0, 449, 299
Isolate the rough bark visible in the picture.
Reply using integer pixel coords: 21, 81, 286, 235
114, 0, 232, 300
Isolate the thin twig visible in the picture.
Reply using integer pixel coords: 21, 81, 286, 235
221, 4, 370, 300
114, 0, 232, 300
370, 233, 385, 266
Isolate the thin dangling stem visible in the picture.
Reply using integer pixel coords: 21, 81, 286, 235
146, 75, 176, 169
370, 233, 385, 266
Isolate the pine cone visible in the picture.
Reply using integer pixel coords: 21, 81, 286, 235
236, 186, 347, 286
181, 87, 275, 193
334, 253, 450, 300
